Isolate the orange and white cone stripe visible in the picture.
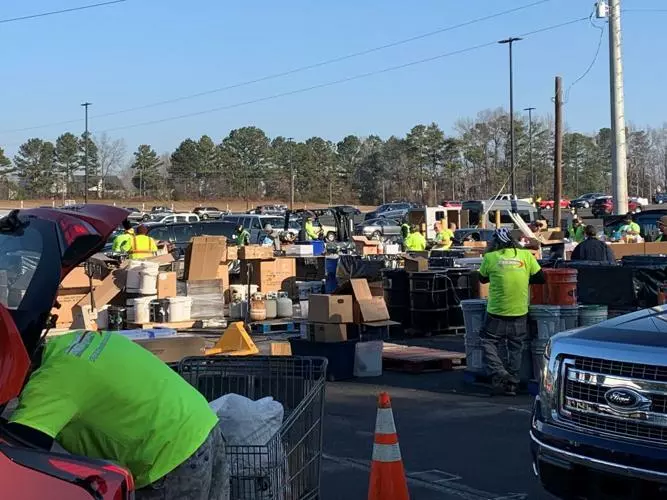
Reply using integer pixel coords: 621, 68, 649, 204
368, 392, 410, 500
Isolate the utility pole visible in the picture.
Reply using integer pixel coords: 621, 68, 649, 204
524, 107, 536, 196
608, 0, 628, 214
81, 102, 92, 204
288, 138, 294, 210
554, 77, 563, 228
499, 37, 522, 197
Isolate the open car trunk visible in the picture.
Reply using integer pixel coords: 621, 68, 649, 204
0, 205, 128, 405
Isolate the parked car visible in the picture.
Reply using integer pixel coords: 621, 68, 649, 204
440, 200, 462, 208
531, 306, 667, 498
570, 193, 606, 209
149, 213, 200, 224
602, 209, 667, 241
0, 205, 135, 499
150, 206, 172, 213
592, 196, 641, 218
126, 207, 150, 222
192, 207, 224, 220
629, 196, 650, 207
108, 220, 238, 256
247, 205, 285, 216
330, 205, 361, 216
377, 208, 409, 221
539, 199, 570, 210
223, 214, 297, 243
490, 194, 517, 201
355, 218, 401, 239
365, 202, 414, 220
654, 192, 667, 204
453, 228, 496, 243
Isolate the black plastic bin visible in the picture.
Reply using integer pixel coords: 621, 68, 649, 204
289, 337, 357, 382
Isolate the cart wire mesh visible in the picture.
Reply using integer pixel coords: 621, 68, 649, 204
177, 356, 328, 500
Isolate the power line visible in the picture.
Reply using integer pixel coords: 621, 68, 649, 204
102, 16, 589, 133
0, 0, 127, 25
563, 13, 606, 103
1, 0, 550, 134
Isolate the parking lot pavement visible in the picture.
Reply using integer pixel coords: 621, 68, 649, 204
321, 370, 547, 500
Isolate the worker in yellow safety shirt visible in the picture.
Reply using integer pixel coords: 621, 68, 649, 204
128, 224, 158, 260
111, 219, 134, 253
403, 225, 426, 251
619, 213, 641, 239
6, 330, 229, 499
478, 228, 545, 396
235, 224, 250, 247
304, 216, 320, 241
435, 222, 456, 249
567, 216, 585, 243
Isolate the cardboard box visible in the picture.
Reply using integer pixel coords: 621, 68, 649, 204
352, 236, 381, 256
75, 268, 126, 310
226, 245, 238, 261
308, 294, 353, 323
404, 256, 428, 273
609, 242, 645, 260
368, 281, 384, 297
241, 257, 296, 293
157, 272, 177, 299
350, 279, 390, 323
134, 335, 207, 363
53, 289, 89, 327
239, 245, 274, 260
307, 323, 348, 343
185, 236, 228, 281
60, 266, 102, 290
463, 241, 487, 249
216, 263, 231, 302
645, 242, 667, 256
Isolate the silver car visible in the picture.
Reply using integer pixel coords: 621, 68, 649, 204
355, 218, 402, 239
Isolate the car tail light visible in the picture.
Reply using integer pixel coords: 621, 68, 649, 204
103, 464, 135, 497
58, 218, 98, 247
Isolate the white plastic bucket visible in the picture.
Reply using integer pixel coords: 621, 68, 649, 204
133, 297, 155, 325
126, 261, 160, 295
579, 305, 608, 327
96, 305, 110, 330
168, 297, 193, 322
354, 341, 383, 377
529, 305, 562, 340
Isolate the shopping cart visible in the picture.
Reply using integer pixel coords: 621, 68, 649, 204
177, 356, 328, 500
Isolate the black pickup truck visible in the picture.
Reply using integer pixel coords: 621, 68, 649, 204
530, 307, 667, 499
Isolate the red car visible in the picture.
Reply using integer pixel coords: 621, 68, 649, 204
0, 205, 135, 499
539, 199, 570, 210
440, 201, 462, 208
591, 196, 641, 217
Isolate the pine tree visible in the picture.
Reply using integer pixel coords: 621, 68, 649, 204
131, 145, 162, 196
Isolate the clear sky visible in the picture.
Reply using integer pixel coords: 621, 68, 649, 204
1, 0, 665, 158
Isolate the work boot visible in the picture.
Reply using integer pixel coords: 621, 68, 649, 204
504, 382, 518, 397
491, 376, 507, 396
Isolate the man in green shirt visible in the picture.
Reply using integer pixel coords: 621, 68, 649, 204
7, 331, 228, 499
435, 222, 456, 249
478, 228, 545, 396
111, 219, 134, 253
235, 224, 250, 247
619, 213, 641, 238
567, 217, 585, 243
403, 225, 426, 251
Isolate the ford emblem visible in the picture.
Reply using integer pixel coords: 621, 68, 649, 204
604, 388, 650, 412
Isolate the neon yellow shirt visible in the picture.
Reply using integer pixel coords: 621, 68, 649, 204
111, 230, 134, 253
11, 331, 219, 488
404, 232, 426, 251
435, 228, 454, 248
479, 248, 541, 316
620, 222, 640, 235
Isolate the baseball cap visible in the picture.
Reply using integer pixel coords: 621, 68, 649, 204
659, 216, 667, 227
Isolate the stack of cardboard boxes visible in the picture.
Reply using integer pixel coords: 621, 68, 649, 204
306, 279, 391, 341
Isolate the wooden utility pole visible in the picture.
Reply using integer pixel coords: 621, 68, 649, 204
553, 76, 563, 229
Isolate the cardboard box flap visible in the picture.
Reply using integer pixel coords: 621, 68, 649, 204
185, 236, 227, 281
350, 279, 373, 301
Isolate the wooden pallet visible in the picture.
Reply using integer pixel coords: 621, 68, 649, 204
382, 343, 466, 373
249, 319, 302, 334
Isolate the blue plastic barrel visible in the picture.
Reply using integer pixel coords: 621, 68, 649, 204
325, 256, 339, 276
311, 240, 326, 256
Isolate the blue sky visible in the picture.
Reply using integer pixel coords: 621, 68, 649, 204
1, 0, 665, 158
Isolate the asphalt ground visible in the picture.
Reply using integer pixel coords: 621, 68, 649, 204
319, 336, 550, 500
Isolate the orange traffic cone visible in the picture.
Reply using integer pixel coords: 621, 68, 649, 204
368, 392, 410, 500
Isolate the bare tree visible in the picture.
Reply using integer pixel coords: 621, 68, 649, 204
96, 133, 127, 198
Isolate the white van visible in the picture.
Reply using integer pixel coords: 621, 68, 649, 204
406, 206, 465, 241
153, 213, 201, 224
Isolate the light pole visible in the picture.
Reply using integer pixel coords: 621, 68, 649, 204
524, 107, 536, 196
81, 102, 92, 203
499, 37, 522, 197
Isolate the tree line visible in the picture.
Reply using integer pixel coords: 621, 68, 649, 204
2, 107, 666, 204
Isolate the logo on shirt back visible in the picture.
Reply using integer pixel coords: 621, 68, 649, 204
498, 258, 525, 269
